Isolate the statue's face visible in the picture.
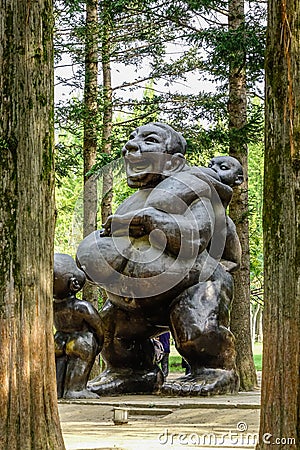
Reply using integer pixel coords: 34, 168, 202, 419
208, 156, 243, 187
53, 254, 85, 300
122, 124, 170, 188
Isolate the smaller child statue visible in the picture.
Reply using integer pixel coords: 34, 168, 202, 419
53, 253, 103, 399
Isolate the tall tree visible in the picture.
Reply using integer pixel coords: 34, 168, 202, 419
227, 0, 257, 390
99, 0, 113, 224
82, 0, 99, 305
83, 0, 98, 239
0, 0, 65, 448
257, 0, 300, 448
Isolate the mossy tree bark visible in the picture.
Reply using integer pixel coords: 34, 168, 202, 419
256, 1, 300, 448
228, 0, 257, 391
0, 0, 65, 448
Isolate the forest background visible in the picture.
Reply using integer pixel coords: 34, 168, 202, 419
53, 0, 266, 387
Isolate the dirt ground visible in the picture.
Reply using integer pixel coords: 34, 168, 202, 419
59, 385, 261, 450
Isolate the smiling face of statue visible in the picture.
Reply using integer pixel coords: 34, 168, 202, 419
122, 123, 186, 189
208, 156, 244, 187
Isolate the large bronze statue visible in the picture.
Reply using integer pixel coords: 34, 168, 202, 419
53, 253, 103, 399
76, 122, 243, 396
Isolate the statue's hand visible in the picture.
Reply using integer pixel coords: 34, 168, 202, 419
101, 208, 156, 238
100, 216, 114, 237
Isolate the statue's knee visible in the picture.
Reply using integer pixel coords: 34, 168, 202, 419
54, 332, 67, 357
66, 333, 97, 360
76, 232, 130, 285
55, 344, 65, 358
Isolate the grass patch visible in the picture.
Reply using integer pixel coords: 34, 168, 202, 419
169, 355, 185, 373
168, 343, 263, 372
254, 353, 262, 371
253, 343, 263, 371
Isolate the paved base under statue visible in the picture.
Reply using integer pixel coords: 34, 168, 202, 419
59, 375, 261, 450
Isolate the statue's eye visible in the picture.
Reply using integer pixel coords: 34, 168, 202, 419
220, 165, 229, 170
145, 136, 159, 143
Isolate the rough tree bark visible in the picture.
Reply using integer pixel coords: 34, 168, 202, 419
227, 0, 257, 391
256, 1, 300, 448
0, 0, 65, 448
82, 0, 100, 306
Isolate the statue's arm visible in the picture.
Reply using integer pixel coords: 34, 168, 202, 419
100, 193, 215, 257
126, 198, 214, 257
78, 303, 104, 347
221, 216, 242, 272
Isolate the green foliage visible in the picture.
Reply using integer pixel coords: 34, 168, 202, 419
248, 141, 264, 289
55, 130, 83, 183
54, 173, 82, 255
55, 97, 85, 139
55, 0, 266, 158
112, 176, 135, 212
184, 122, 228, 166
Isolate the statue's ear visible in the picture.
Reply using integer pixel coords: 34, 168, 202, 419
235, 174, 244, 185
69, 276, 81, 293
163, 153, 185, 175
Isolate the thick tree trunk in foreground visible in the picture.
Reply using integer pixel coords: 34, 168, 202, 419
83, 0, 99, 307
228, 0, 257, 391
256, 1, 300, 448
0, 1, 65, 448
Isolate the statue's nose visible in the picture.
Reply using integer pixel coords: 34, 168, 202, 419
122, 140, 140, 156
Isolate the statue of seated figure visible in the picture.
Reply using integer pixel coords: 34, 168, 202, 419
76, 122, 242, 396
53, 253, 103, 399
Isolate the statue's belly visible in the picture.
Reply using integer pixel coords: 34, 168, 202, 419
77, 232, 214, 310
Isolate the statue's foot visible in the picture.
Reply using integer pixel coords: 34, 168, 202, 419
63, 389, 100, 399
88, 367, 164, 396
161, 368, 239, 396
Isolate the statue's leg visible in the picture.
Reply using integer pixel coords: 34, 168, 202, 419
54, 331, 67, 399
163, 266, 239, 396
88, 300, 164, 395
76, 231, 131, 285
63, 331, 100, 399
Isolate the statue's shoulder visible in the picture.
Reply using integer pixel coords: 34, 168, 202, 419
188, 166, 233, 208
74, 299, 98, 316
144, 169, 212, 213
162, 167, 212, 196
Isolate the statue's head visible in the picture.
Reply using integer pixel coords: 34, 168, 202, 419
53, 253, 86, 300
121, 122, 187, 188
208, 156, 244, 187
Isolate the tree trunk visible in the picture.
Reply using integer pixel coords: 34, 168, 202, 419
0, 1, 65, 448
256, 1, 300, 448
82, 0, 99, 306
100, 0, 113, 225
228, 0, 257, 391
